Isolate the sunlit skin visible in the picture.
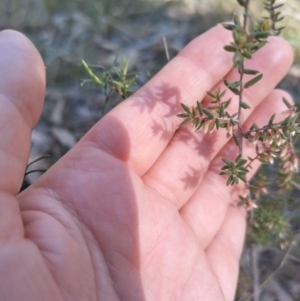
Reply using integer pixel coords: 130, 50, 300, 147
0, 25, 293, 301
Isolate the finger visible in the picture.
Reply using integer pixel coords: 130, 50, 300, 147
142, 37, 293, 207
0, 30, 45, 240
180, 90, 293, 247
205, 205, 246, 301
81, 25, 234, 175
0, 30, 45, 194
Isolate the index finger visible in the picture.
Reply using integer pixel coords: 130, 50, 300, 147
82, 25, 234, 175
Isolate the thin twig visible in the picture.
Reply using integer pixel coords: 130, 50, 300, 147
237, 0, 250, 154
244, 244, 293, 301
163, 36, 170, 61
251, 245, 260, 301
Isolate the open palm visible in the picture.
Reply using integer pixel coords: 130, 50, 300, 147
0, 26, 293, 301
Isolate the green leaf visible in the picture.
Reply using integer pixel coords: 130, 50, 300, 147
240, 102, 251, 109
221, 165, 230, 171
237, 159, 247, 167
235, 154, 242, 163
243, 69, 260, 75
276, 26, 285, 34
282, 97, 293, 109
252, 31, 271, 39
191, 107, 196, 118
224, 45, 237, 52
206, 91, 216, 98
237, 174, 247, 182
244, 74, 263, 88
219, 105, 224, 117
203, 109, 214, 119
241, 50, 252, 59
276, 17, 284, 23
273, 3, 284, 9
233, 14, 242, 27
111, 80, 124, 87
216, 118, 220, 130
268, 113, 276, 126
250, 123, 259, 130
180, 118, 191, 126
233, 176, 239, 184
222, 157, 233, 166
225, 80, 242, 89
193, 117, 200, 129
256, 41, 267, 50
180, 103, 189, 113
233, 51, 244, 68
262, 131, 267, 142
226, 176, 233, 186
82, 60, 104, 85
197, 101, 204, 116
223, 98, 232, 109
224, 79, 240, 95
123, 58, 129, 76
219, 89, 226, 98
238, 167, 249, 173
222, 23, 236, 31
233, 30, 240, 45
176, 113, 188, 118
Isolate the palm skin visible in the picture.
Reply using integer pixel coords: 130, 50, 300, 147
0, 26, 293, 301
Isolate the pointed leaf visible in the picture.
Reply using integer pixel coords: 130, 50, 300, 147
226, 176, 233, 186
203, 109, 214, 119
176, 113, 188, 118
230, 81, 242, 88
240, 102, 251, 109
238, 167, 249, 173
228, 86, 240, 95
243, 69, 260, 75
123, 58, 129, 76
216, 118, 220, 130
241, 50, 252, 59
180, 118, 191, 126
222, 23, 236, 31
224, 45, 237, 52
219, 105, 224, 117
282, 97, 293, 109
273, 3, 284, 9
223, 98, 232, 109
219, 89, 227, 98
233, 176, 239, 184
237, 174, 247, 182
268, 113, 276, 126
197, 101, 204, 116
244, 74, 263, 88
206, 91, 216, 98
235, 154, 242, 163
252, 31, 271, 39
222, 157, 232, 166
233, 14, 241, 27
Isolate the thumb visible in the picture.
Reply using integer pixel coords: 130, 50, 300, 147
0, 30, 45, 195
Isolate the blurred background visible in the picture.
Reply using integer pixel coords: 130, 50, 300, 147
1, 0, 300, 300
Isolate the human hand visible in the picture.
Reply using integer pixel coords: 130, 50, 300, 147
0, 25, 293, 301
